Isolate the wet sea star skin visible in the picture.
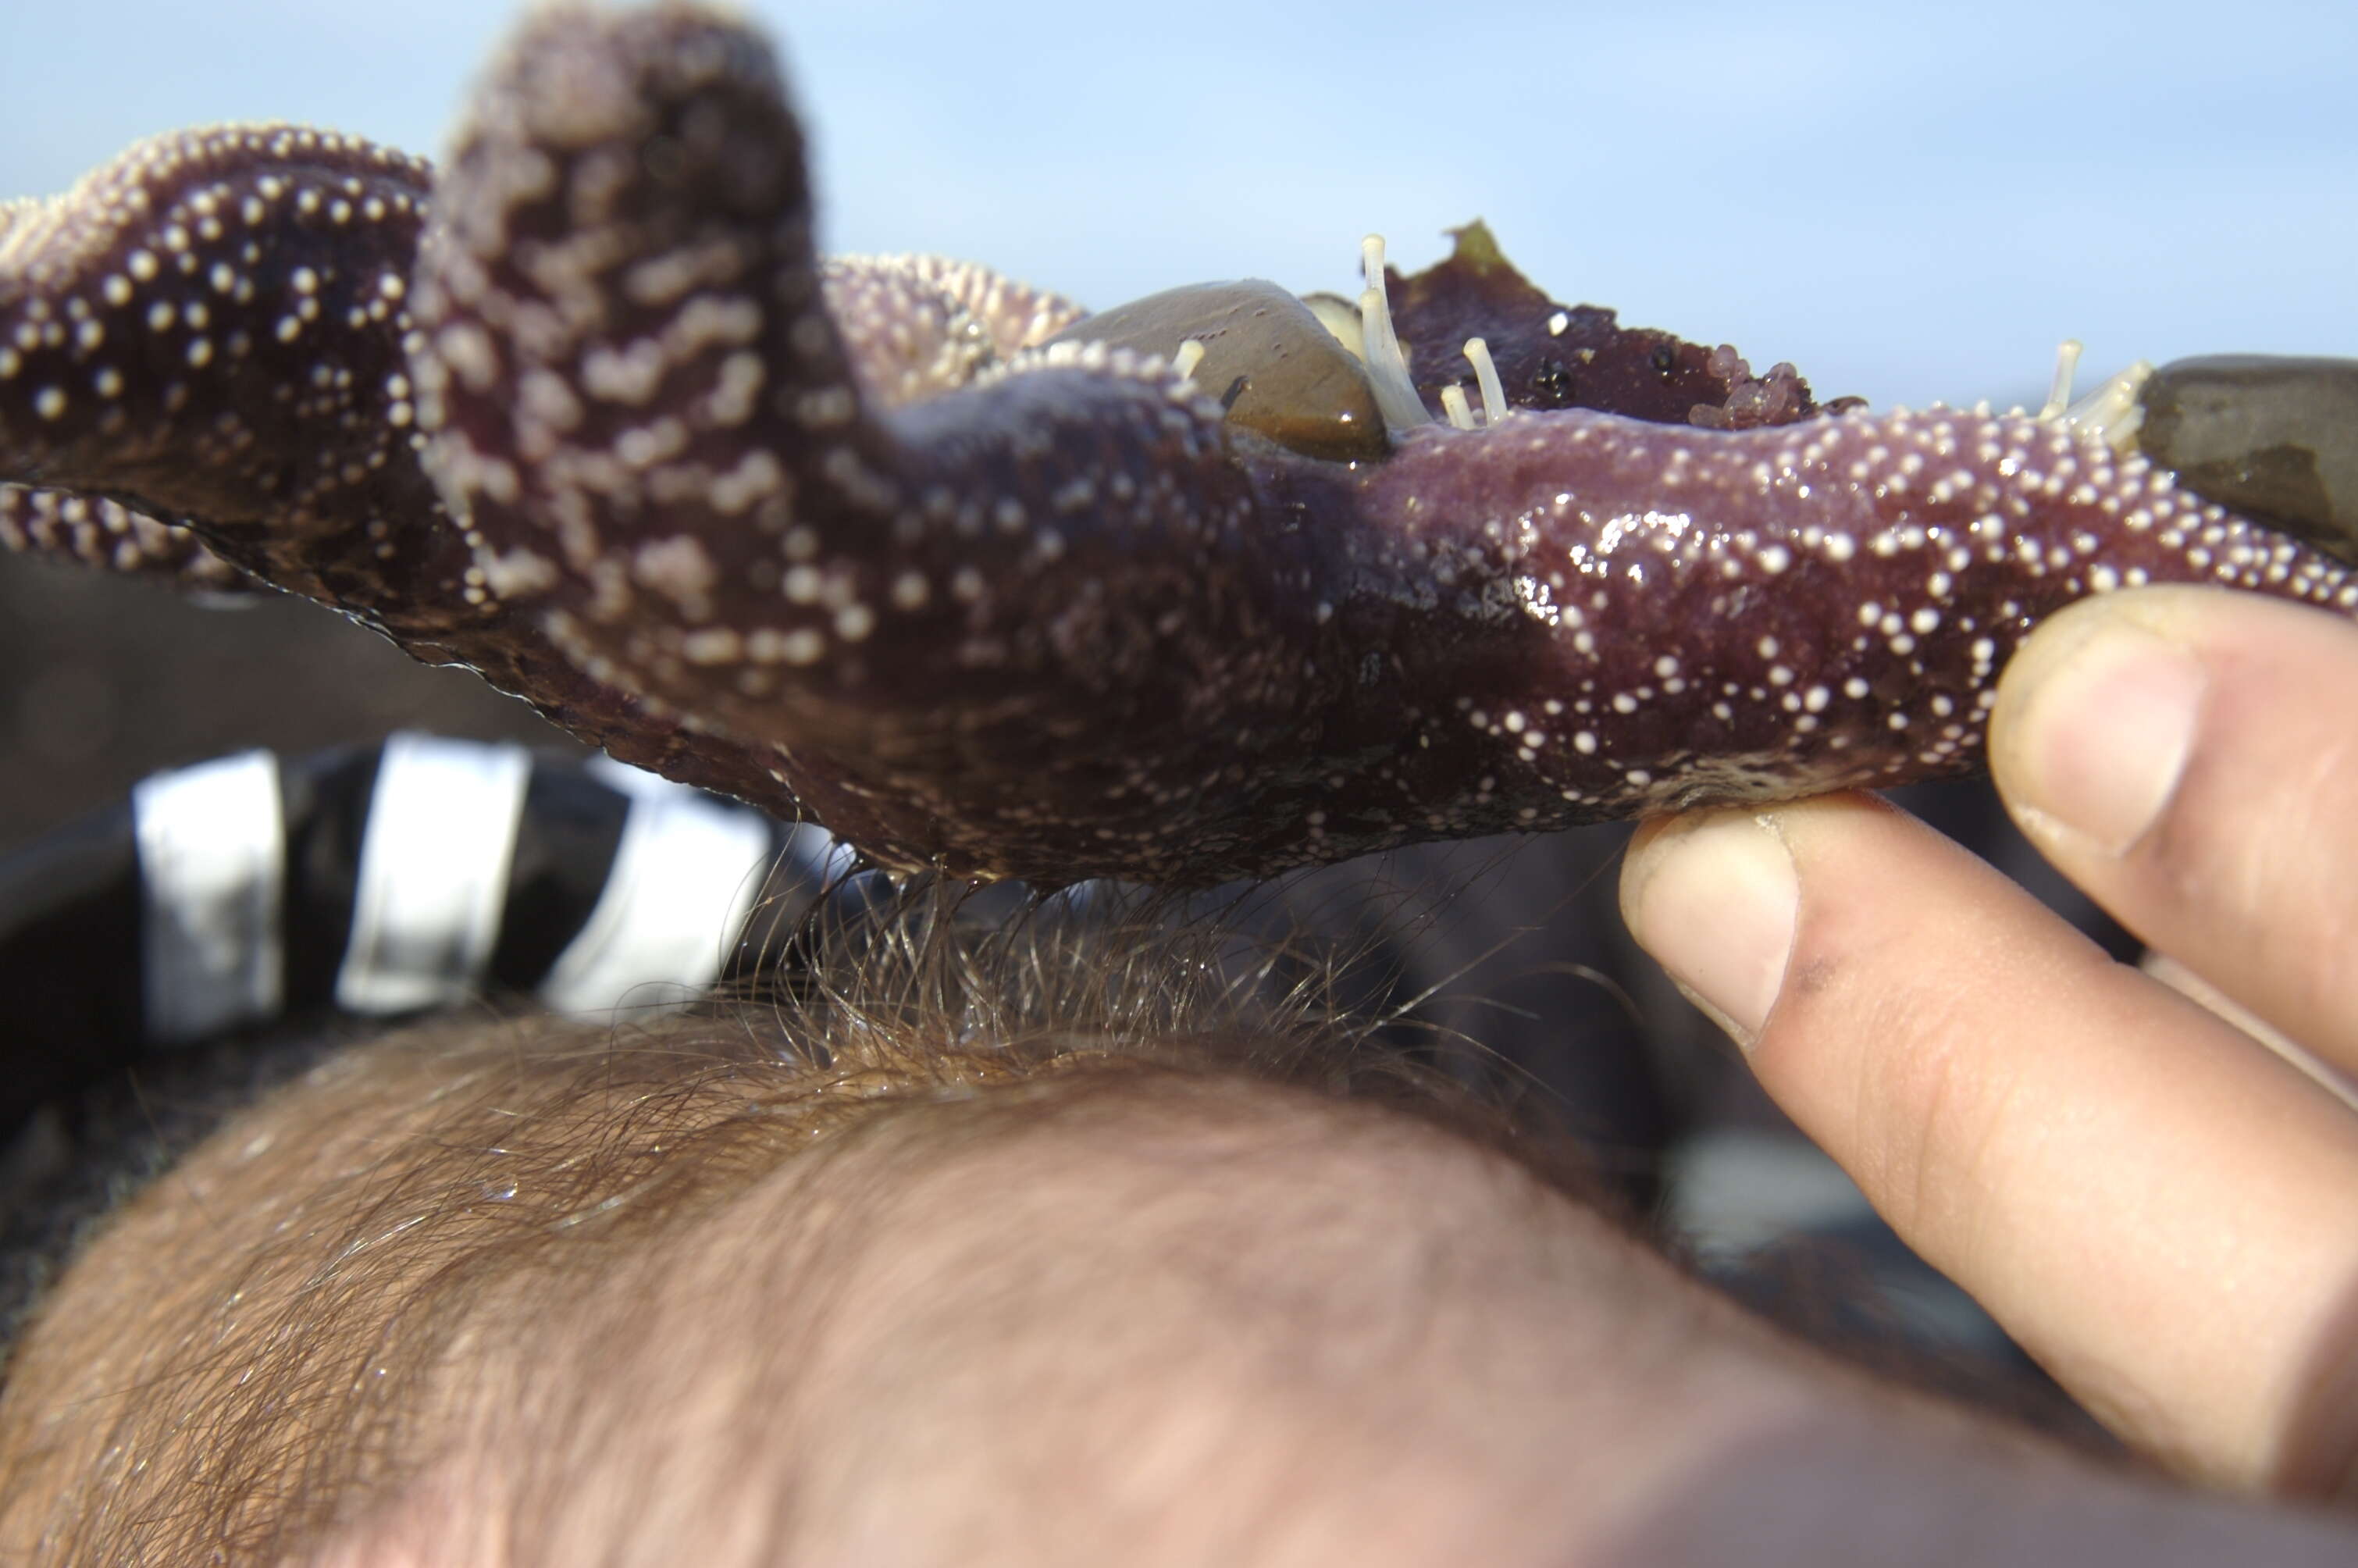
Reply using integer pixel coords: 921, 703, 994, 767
818, 254, 1088, 409
1328, 409, 2356, 830
0, 486, 246, 591
0, 119, 853, 810
4, 2, 2355, 886
1377, 222, 1829, 435
411, 3, 2358, 882
0, 127, 437, 614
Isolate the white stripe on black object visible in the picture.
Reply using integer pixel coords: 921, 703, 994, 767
133, 749, 287, 1046
539, 760, 782, 1014
778, 818, 859, 890
335, 733, 532, 1015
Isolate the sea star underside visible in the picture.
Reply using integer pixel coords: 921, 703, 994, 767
2, 2, 2354, 886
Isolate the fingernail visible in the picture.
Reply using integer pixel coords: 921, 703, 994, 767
2005, 620, 2207, 857
1624, 813, 1797, 1047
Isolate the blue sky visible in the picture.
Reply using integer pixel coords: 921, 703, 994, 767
2, 1, 2351, 410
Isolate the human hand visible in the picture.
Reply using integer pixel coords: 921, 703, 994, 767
1621, 583, 2358, 1499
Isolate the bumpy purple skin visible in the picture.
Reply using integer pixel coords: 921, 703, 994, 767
0, 121, 853, 806
0, 486, 247, 592
5, 3, 2353, 886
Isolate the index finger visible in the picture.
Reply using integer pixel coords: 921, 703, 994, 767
1991, 585, 2358, 1078
1620, 794, 2358, 1498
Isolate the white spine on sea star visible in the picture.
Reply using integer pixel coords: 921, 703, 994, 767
2036, 339, 2085, 421
1439, 383, 1475, 429
1465, 337, 1507, 428
1354, 235, 1432, 431
2026, 337, 2153, 453
1437, 340, 1509, 432
2061, 362, 2153, 452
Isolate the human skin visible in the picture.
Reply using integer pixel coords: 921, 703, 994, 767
1623, 582, 2358, 1502
5, 584, 2358, 1563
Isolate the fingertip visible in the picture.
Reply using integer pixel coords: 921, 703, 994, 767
1619, 807, 1799, 1048
1990, 591, 2208, 860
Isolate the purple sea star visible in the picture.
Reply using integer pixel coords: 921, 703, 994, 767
2, 2, 2353, 886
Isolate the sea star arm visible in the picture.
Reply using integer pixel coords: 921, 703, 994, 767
0, 127, 443, 615
413, 3, 2358, 886
0, 119, 852, 812
415, 5, 1323, 882
0, 485, 250, 591
7, 2, 2353, 887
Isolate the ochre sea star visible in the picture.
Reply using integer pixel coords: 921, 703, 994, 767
2, 2, 2353, 886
